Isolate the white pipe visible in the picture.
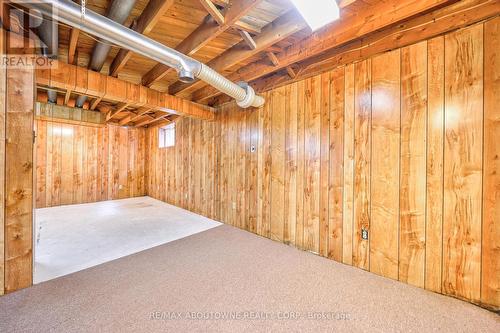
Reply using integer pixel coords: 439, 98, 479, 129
20, 0, 265, 108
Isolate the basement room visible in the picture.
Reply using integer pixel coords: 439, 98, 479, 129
0, 0, 499, 332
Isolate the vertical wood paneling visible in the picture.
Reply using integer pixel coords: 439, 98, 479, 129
352, 59, 371, 270
35, 121, 146, 208
304, 76, 321, 253
51, 125, 62, 206
328, 67, 344, 261
284, 82, 298, 245
342, 64, 355, 265
144, 22, 498, 310
36, 121, 47, 208
443, 24, 483, 303
73, 125, 84, 204
319, 72, 330, 257
400, 41, 427, 288
296, 81, 306, 250
270, 87, 286, 241
0, 27, 5, 296
370, 49, 400, 280
426, 36, 445, 293
482, 17, 499, 310
60, 124, 74, 205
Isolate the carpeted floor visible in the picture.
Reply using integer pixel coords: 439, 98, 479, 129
0, 225, 498, 332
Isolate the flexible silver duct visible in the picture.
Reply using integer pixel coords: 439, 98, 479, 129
21, 0, 265, 108
76, 0, 136, 108
37, 15, 58, 103
89, 0, 136, 72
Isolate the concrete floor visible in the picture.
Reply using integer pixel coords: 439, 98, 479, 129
34, 196, 221, 283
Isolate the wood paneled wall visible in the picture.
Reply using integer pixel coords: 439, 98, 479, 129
147, 20, 499, 310
146, 117, 218, 220
35, 120, 147, 208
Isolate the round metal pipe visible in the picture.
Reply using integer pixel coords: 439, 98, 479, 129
20, 0, 265, 108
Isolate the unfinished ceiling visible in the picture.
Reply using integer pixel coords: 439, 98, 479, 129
30, 0, 500, 128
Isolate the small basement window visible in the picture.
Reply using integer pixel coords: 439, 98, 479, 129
159, 123, 175, 148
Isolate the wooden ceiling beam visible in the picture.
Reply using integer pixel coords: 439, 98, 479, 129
267, 51, 279, 66
109, 0, 175, 76
199, 0, 225, 25
68, 28, 79, 65
106, 102, 130, 121
168, 9, 306, 96
239, 30, 257, 49
135, 112, 169, 127
232, 20, 261, 34
192, 0, 456, 103
142, 0, 263, 87
36, 60, 215, 120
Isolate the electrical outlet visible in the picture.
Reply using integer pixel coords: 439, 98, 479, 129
361, 229, 369, 240
232, 202, 236, 210
119, 184, 123, 190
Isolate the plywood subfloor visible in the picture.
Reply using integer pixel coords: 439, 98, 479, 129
34, 196, 221, 283
3, 225, 498, 332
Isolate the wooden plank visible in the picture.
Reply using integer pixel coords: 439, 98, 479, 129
482, 17, 500, 310
239, 30, 257, 50
443, 24, 483, 303
284, 82, 298, 245
352, 59, 371, 270
199, 0, 225, 25
60, 124, 74, 205
46, 122, 53, 207
342, 64, 354, 265
425, 36, 444, 293
400, 41, 427, 288
35, 120, 47, 208
370, 49, 400, 280
5, 55, 34, 292
68, 28, 80, 65
319, 72, 330, 257
270, 86, 286, 241
51, 124, 62, 206
328, 67, 344, 262
303, 76, 321, 253
73, 124, 84, 204
257, 92, 272, 237
0, 27, 5, 295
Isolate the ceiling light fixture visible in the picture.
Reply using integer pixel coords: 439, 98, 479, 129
290, 0, 340, 31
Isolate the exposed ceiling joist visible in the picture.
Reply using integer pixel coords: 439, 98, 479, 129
199, 0, 225, 25
192, 0, 455, 103
168, 9, 306, 96
266, 51, 279, 66
36, 60, 215, 120
135, 112, 169, 127
68, 28, 79, 65
239, 30, 257, 49
109, 0, 175, 76
141, 0, 264, 87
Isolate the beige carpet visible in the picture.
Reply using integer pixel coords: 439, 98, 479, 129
0, 225, 498, 332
